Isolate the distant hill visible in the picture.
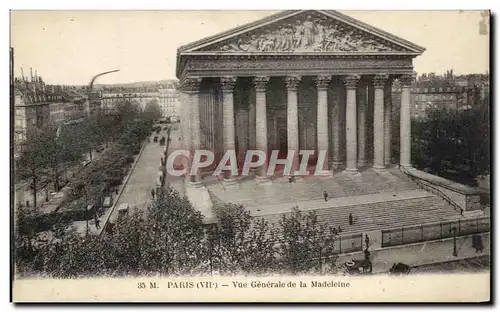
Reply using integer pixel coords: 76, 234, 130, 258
94, 79, 178, 89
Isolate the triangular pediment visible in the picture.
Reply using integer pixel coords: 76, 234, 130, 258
179, 10, 425, 54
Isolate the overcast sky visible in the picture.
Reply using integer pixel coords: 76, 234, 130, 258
10, 10, 489, 85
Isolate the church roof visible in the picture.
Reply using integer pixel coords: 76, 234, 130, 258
176, 10, 426, 78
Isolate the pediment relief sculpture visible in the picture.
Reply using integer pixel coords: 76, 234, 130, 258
205, 15, 402, 53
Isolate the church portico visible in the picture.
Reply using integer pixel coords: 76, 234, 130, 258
176, 9, 424, 189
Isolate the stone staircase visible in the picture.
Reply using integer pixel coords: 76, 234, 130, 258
255, 195, 462, 236
205, 167, 419, 208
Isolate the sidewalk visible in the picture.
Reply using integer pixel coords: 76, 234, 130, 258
164, 129, 185, 197
15, 146, 109, 213
106, 129, 170, 224
336, 232, 490, 274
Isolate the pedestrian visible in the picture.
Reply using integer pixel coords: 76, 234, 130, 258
332, 227, 337, 235
323, 190, 329, 202
338, 226, 342, 233
364, 248, 371, 260
365, 234, 370, 249
349, 213, 353, 225
460, 208, 464, 216
95, 219, 101, 229
151, 188, 155, 200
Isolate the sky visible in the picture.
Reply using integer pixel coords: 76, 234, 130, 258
10, 10, 490, 85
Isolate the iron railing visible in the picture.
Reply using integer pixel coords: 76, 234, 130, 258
400, 165, 463, 213
381, 216, 490, 248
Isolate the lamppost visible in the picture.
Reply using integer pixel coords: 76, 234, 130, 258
450, 226, 458, 257
87, 69, 120, 115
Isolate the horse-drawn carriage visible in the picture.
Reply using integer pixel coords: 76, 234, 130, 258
343, 259, 372, 275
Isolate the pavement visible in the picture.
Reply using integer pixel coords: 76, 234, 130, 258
70, 130, 167, 235
106, 132, 168, 223
336, 232, 491, 274
164, 129, 186, 197
16, 147, 107, 213
410, 255, 490, 274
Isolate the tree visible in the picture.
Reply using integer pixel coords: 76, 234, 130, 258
412, 106, 490, 185
143, 100, 162, 122
15, 126, 54, 210
141, 187, 210, 275
115, 100, 140, 123
278, 207, 338, 275
212, 203, 276, 275
45, 123, 86, 192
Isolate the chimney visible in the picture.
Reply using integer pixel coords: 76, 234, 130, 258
40, 76, 45, 93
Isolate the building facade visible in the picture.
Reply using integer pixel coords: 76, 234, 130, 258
14, 76, 86, 148
101, 88, 180, 119
391, 72, 489, 119
176, 10, 425, 184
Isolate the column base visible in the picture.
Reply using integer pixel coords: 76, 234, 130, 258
331, 161, 344, 170
315, 170, 333, 178
255, 175, 272, 185
282, 175, 303, 183
222, 178, 239, 188
400, 164, 414, 171
343, 168, 360, 175
357, 160, 368, 168
373, 165, 387, 172
186, 180, 203, 188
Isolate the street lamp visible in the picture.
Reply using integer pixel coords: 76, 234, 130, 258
450, 226, 458, 257
87, 69, 120, 115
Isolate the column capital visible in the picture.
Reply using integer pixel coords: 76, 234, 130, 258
220, 76, 237, 93
344, 75, 361, 89
253, 76, 270, 92
179, 77, 202, 92
285, 75, 301, 91
315, 75, 332, 91
373, 74, 389, 89
399, 74, 415, 87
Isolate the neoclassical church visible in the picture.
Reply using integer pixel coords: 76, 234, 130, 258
175, 10, 425, 186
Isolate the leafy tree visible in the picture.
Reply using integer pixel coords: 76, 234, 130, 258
15, 126, 54, 210
45, 123, 86, 192
141, 187, 210, 275
278, 207, 338, 275
143, 100, 162, 122
412, 106, 490, 185
212, 203, 276, 275
115, 100, 141, 124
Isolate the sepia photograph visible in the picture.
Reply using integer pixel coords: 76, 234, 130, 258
10, 8, 491, 302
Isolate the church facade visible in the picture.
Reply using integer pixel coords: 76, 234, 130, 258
175, 10, 425, 184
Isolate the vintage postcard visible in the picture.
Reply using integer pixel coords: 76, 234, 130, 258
10, 10, 491, 302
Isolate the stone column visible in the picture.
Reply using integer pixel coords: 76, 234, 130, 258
180, 77, 202, 185
357, 82, 367, 167
221, 76, 237, 183
384, 79, 393, 166
400, 74, 414, 168
285, 75, 301, 176
344, 75, 360, 173
373, 74, 388, 170
254, 76, 270, 182
315, 75, 331, 173
248, 99, 256, 150
331, 83, 343, 169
